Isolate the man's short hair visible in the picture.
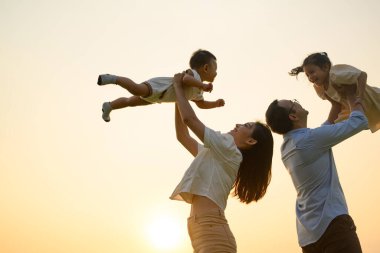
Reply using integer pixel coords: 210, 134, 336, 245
265, 100, 293, 134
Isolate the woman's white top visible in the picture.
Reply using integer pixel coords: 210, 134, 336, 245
170, 127, 242, 210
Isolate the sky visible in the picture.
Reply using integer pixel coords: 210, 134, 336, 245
1, 0, 380, 252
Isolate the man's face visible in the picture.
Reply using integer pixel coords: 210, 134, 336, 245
279, 99, 309, 121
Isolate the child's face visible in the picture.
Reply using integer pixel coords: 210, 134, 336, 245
201, 59, 218, 82
303, 64, 329, 86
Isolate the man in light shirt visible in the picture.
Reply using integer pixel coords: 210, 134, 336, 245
265, 86, 368, 253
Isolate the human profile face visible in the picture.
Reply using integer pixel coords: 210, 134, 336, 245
279, 99, 309, 121
303, 64, 329, 87
202, 59, 218, 82
229, 122, 257, 149
288, 99, 299, 115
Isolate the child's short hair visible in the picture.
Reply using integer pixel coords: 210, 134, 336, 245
189, 49, 216, 69
289, 52, 332, 76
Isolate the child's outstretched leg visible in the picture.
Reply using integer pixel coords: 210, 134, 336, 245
102, 96, 151, 122
98, 74, 150, 97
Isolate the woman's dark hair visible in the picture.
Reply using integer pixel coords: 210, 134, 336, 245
289, 52, 332, 77
189, 49, 216, 69
233, 122, 273, 204
265, 100, 293, 134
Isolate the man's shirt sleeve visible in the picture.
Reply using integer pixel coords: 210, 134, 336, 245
308, 111, 368, 149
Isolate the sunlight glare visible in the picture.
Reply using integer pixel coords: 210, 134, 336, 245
146, 214, 184, 250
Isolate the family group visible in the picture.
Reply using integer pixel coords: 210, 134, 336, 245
97, 49, 379, 252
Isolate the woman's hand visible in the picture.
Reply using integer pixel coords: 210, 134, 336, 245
173, 72, 185, 88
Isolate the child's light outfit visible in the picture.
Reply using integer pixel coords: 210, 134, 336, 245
170, 127, 242, 253
141, 69, 204, 103
313, 64, 380, 132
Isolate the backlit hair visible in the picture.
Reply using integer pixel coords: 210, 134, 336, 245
233, 122, 273, 203
189, 49, 216, 69
289, 52, 332, 77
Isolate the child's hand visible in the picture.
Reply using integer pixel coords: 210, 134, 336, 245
203, 83, 213, 92
216, 99, 225, 107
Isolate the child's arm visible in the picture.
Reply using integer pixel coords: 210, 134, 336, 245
330, 64, 366, 99
333, 83, 365, 113
325, 94, 342, 124
193, 99, 225, 109
182, 70, 213, 92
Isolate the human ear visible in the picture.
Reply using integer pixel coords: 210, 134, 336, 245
246, 138, 257, 146
203, 64, 209, 72
288, 113, 297, 121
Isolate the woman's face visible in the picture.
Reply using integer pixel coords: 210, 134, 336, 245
229, 122, 256, 149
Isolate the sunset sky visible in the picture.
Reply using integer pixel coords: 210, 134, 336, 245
1, 0, 380, 252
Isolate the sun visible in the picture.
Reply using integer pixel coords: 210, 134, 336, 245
145, 214, 185, 251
